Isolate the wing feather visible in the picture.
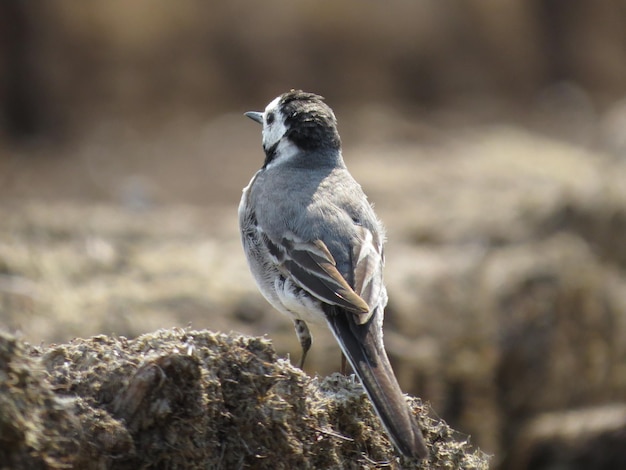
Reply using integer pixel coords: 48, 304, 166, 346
351, 225, 385, 324
265, 234, 370, 315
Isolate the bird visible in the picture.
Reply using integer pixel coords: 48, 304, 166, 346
239, 90, 428, 460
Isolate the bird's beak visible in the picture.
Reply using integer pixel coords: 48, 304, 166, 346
244, 111, 263, 124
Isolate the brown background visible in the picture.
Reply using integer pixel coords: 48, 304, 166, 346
1, 2, 626, 468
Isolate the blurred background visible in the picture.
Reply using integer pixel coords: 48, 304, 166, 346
1, 1, 626, 468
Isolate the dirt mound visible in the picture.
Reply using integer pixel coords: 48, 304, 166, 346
0, 329, 488, 469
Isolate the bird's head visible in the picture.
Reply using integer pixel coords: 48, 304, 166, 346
246, 90, 341, 168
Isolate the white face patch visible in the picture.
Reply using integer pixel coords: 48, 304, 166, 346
261, 96, 288, 151
263, 139, 299, 170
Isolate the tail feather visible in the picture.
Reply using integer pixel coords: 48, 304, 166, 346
325, 306, 429, 459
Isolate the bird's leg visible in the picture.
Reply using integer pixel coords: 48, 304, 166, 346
341, 353, 349, 375
293, 319, 312, 369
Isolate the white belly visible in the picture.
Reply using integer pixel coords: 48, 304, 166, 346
274, 276, 326, 325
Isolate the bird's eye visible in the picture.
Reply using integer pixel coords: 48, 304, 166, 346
266, 112, 275, 124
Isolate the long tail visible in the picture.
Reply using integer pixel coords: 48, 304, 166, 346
325, 306, 429, 459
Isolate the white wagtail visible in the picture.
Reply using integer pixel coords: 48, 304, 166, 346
239, 90, 428, 459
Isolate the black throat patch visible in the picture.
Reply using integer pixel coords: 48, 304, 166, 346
262, 141, 280, 169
